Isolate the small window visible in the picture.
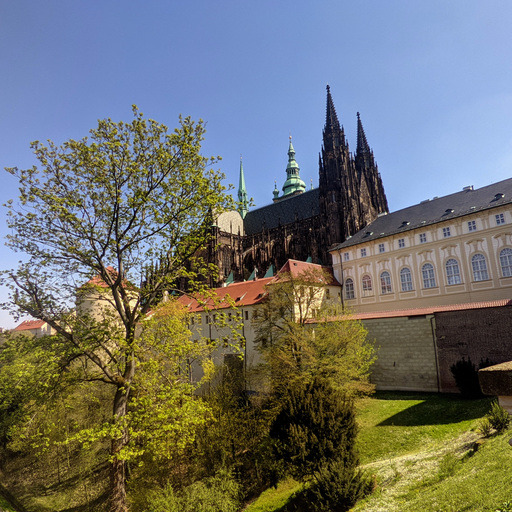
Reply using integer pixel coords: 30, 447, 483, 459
345, 278, 355, 300
446, 259, 461, 285
471, 254, 489, 281
380, 271, 392, 294
419, 233, 427, 244
442, 227, 451, 238
205, 315, 210, 324
400, 267, 413, 291
326, 288, 330, 299
496, 213, 505, 225
244, 310, 249, 320
361, 248, 367, 257
468, 220, 477, 232
500, 248, 512, 277
378, 243, 385, 253
422, 263, 436, 288
343, 252, 350, 262
398, 238, 405, 249
362, 275, 372, 295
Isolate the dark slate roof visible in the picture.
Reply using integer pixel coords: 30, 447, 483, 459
244, 188, 320, 235
332, 178, 512, 250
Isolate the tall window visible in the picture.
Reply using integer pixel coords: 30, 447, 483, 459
442, 227, 451, 238
343, 252, 350, 262
400, 267, 413, 291
468, 220, 477, 232
344, 278, 355, 299
362, 275, 372, 295
471, 254, 489, 281
380, 271, 392, 294
419, 233, 427, 243
422, 263, 436, 288
499, 248, 512, 277
445, 258, 461, 285
496, 213, 505, 225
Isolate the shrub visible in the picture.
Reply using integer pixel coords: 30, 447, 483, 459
144, 470, 240, 512
305, 459, 373, 512
450, 357, 481, 398
487, 401, 510, 434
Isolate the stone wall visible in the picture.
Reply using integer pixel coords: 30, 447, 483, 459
363, 315, 439, 392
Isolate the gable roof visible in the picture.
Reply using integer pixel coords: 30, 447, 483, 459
332, 177, 512, 250
276, 259, 341, 286
244, 188, 319, 235
179, 277, 274, 312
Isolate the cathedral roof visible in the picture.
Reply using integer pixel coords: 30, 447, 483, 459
243, 188, 320, 235
332, 177, 512, 250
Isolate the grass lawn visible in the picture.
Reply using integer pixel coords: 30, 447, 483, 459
245, 391, 512, 512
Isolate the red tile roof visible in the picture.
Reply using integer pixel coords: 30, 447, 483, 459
349, 299, 512, 320
14, 319, 46, 331
276, 259, 341, 286
179, 277, 274, 312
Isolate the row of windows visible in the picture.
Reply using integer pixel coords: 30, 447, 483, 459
344, 215, 507, 261
344, 248, 512, 299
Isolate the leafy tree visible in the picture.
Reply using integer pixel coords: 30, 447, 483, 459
1, 108, 232, 512
253, 267, 375, 397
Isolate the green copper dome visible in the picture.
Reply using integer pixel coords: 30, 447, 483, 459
281, 137, 306, 198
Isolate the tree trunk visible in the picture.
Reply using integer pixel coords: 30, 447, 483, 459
109, 385, 130, 512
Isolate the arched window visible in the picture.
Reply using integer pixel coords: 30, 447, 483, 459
362, 274, 372, 296
445, 258, 461, 285
471, 254, 489, 281
500, 248, 512, 277
380, 271, 392, 294
400, 267, 413, 292
344, 278, 355, 300
422, 263, 436, 288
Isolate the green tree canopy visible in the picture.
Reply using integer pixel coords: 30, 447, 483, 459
1, 108, 232, 512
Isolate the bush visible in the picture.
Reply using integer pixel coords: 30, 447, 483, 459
487, 401, 510, 434
305, 459, 373, 512
450, 357, 494, 398
477, 416, 493, 437
144, 470, 240, 512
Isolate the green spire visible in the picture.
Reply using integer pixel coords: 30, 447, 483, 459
238, 155, 248, 219
281, 136, 306, 198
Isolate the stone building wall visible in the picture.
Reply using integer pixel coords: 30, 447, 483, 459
363, 315, 439, 392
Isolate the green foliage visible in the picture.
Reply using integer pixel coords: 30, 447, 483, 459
253, 267, 375, 398
477, 416, 493, 437
486, 400, 510, 434
1, 108, 233, 511
305, 459, 373, 512
496, 501, 512, 512
270, 376, 359, 482
142, 471, 240, 512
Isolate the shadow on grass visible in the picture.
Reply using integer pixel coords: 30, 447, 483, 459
374, 392, 492, 427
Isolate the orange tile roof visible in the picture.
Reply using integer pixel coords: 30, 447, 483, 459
179, 277, 274, 312
14, 319, 46, 331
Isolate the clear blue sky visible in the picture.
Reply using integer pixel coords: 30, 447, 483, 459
1, 0, 512, 327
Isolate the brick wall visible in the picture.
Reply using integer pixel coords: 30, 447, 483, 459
363, 315, 439, 392
435, 306, 512, 393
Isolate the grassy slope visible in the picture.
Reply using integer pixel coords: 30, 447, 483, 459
246, 392, 512, 512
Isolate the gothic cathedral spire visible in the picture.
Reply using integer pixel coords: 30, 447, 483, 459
238, 156, 248, 219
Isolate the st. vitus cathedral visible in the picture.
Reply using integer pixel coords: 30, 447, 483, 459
210, 85, 389, 284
